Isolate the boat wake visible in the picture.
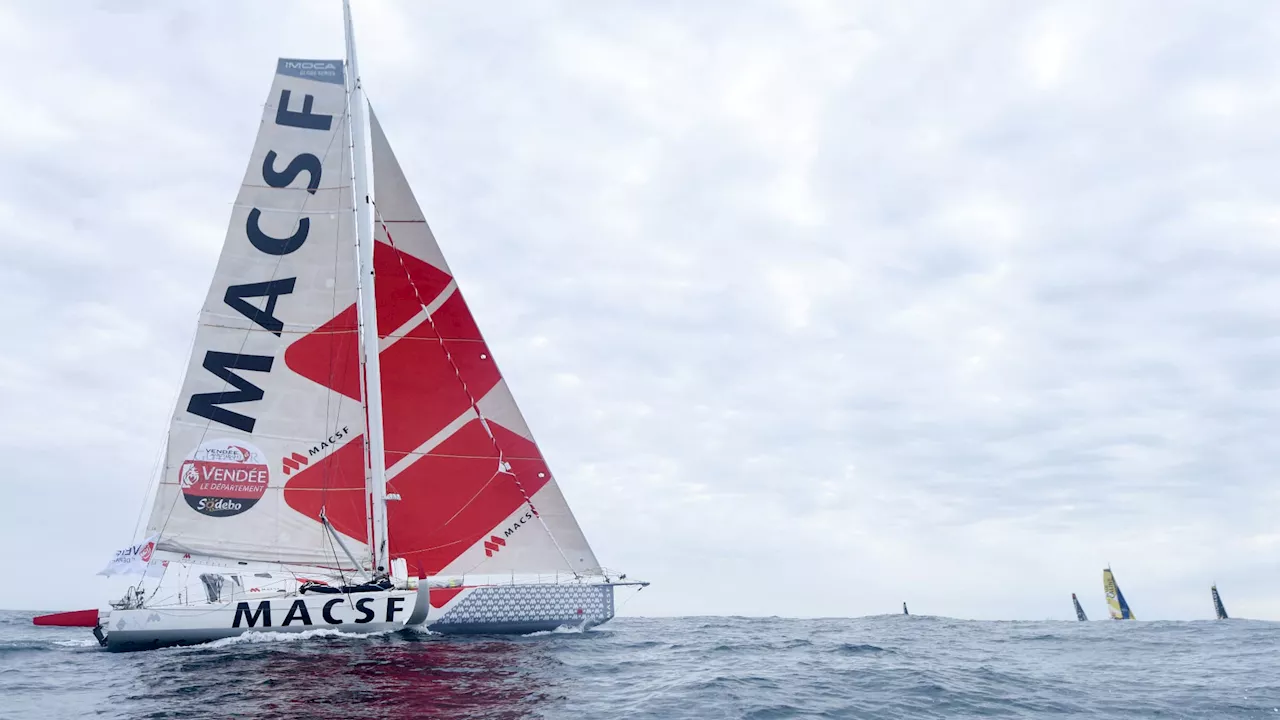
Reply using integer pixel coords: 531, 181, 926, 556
51, 638, 100, 649
522, 624, 591, 637
203, 627, 396, 649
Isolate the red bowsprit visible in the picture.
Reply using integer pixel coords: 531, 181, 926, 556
32, 609, 99, 627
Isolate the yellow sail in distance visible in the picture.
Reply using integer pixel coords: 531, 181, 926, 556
1102, 568, 1135, 620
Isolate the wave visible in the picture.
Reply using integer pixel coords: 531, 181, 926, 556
832, 642, 890, 655
201, 627, 396, 649
522, 624, 591, 637
52, 638, 100, 648
0, 641, 51, 654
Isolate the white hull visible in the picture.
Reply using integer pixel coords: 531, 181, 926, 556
103, 586, 426, 652
97, 582, 619, 651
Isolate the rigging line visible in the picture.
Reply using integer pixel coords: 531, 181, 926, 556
319, 511, 353, 588
616, 583, 646, 612
434, 469, 504, 531
154, 104, 351, 551
407, 470, 518, 578
129, 316, 198, 542
315, 84, 358, 558
374, 209, 579, 575
144, 560, 173, 603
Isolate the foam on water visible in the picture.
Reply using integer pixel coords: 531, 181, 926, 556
203, 627, 394, 648
51, 638, 100, 648
522, 623, 590, 637
3, 611, 1280, 719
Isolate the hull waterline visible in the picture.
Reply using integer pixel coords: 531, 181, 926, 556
97, 582, 621, 651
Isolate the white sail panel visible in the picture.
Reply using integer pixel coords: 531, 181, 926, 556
146, 59, 368, 567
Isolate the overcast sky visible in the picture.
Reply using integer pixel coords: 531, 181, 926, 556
3, 0, 1279, 621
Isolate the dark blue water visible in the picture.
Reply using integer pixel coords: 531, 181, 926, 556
4, 610, 1279, 719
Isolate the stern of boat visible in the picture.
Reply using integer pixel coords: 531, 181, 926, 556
428, 582, 618, 635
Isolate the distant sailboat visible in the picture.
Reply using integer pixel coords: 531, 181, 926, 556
1211, 585, 1229, 620
903, 602, 909, 616
1102, 567, 1135, 620
1072, 593, 1088, 621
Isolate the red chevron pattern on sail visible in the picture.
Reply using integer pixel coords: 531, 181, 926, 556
280, 109, 599, 577
281, 242, 553, 574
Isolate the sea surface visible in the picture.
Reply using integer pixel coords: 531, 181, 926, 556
3, 611, 1279, 719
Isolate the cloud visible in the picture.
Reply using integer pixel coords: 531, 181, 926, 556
2, 0, 1279, 621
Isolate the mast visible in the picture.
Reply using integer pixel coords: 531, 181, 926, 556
343, 0, 389, 578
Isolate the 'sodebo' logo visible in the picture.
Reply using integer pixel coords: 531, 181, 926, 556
180, 440, 270, 517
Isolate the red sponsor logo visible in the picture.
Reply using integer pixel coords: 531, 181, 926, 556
281, 452, 310, 476
483, 535, 506, 557
181, 440, 269, 517
179, 461, 269, 498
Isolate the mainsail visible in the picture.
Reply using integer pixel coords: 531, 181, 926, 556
145, 58, 600, 579
1072, 593, 1088, 621
1102, 568, 1135, 620
145, 59, 365, 567
1211, 585, 1229, 620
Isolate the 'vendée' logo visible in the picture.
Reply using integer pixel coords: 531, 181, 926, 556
180, 439, 270, 518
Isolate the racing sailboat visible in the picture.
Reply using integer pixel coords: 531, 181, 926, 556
33, 1, 641, 650
1211, 585, 1229, 620
1102, 567, 1135, 620
1072, 593, 1088, 621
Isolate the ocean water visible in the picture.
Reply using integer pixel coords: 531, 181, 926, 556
3, 611, 1279, 719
